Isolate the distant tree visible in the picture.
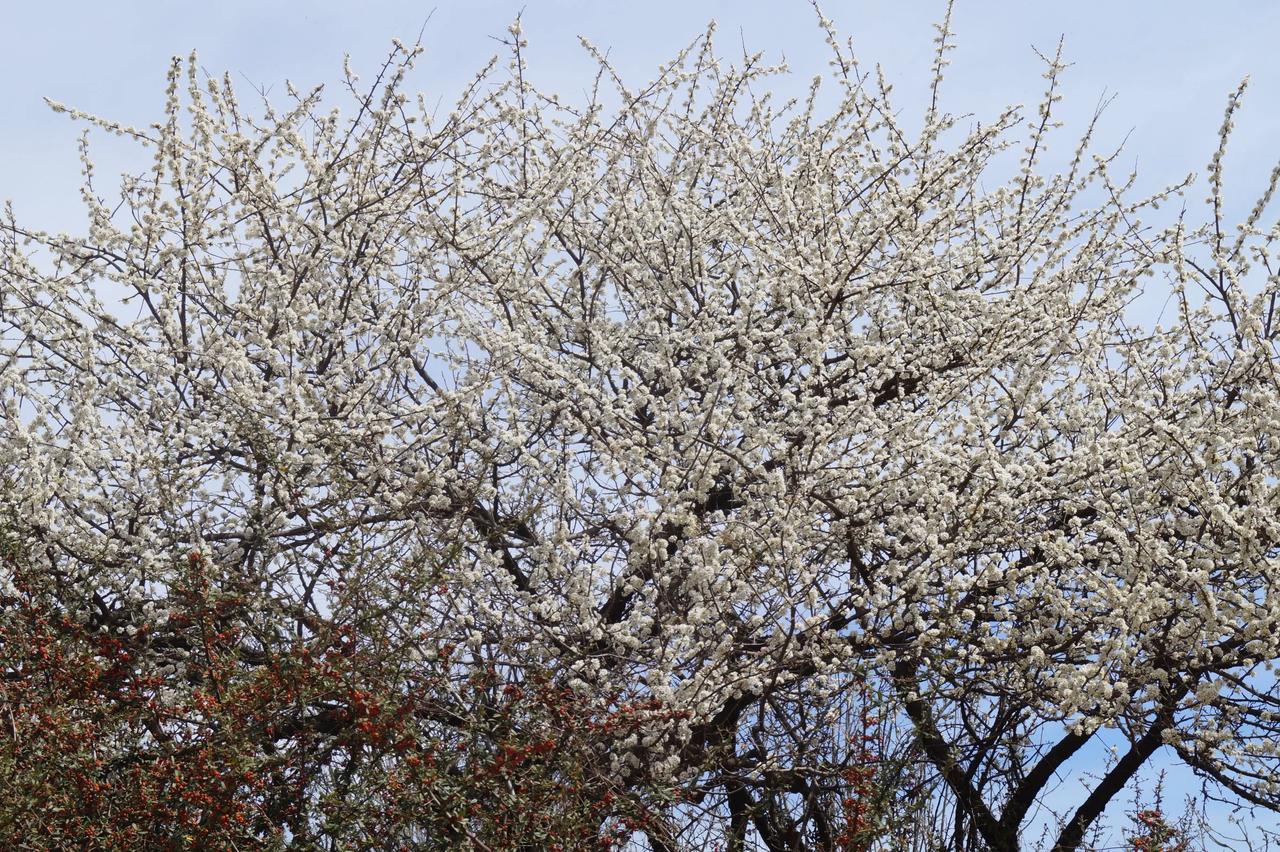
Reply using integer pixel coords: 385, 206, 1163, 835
3, 7, 1280, 850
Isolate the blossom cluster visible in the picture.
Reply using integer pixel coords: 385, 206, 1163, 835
3, 13, 1280, 850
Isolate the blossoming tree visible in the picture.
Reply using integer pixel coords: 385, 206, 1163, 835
3, 10, 1280, 850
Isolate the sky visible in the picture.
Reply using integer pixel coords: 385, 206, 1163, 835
7, 0, 1280, 232
5, 1, 1280, 233
4, 0, 1280, 847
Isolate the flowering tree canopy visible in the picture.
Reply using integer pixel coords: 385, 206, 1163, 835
3, 10, 1280, 851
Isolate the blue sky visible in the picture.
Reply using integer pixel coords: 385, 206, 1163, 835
5, 1, 1280, 232
5, 1, 1280, 846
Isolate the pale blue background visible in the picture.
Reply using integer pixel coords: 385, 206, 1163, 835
5, 2, 1280, 231
4, 1, 1280, 846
